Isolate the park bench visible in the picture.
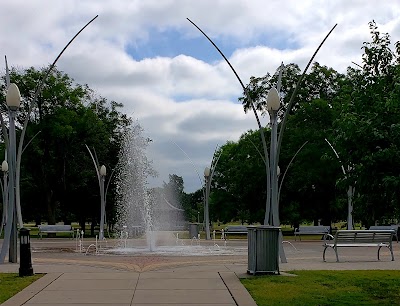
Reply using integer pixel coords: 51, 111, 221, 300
323, 230, 395, 262
224, 225, 248, 239
294, 225, 330, 241
369, 225, 399, 242
38, 224, 74, 239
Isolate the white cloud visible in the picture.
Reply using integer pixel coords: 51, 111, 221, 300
1, 0, 400, 191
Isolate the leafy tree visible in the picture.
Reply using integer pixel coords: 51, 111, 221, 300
1, 66, 131, 229
332, 21, 400, 227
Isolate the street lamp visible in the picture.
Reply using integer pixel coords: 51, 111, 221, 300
0, 83, 21, 263
188, 18, 336, 265
86, 145, 116, 241
204, 167, 211, 240
99, 165, 106, 240
325, 139, 355, 229
266, 87, 281, 227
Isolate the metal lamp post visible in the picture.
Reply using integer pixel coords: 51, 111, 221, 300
188, 18, 336, 265
99, 165, 106, 240
204, 167, 211, 240
86, 145, 116, 241
0, 83, 20, 263
325, 139, 355, 229
266, 87, 281, 227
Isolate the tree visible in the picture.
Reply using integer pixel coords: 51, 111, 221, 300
1, 66, 131, 229
332, 21, 400, 226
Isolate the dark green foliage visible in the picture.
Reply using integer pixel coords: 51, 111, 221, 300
1, 66, 131, 227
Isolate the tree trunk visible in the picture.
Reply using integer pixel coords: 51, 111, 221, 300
46, 190, 56, 225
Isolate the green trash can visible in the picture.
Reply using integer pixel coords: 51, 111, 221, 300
247, 225, 280, 275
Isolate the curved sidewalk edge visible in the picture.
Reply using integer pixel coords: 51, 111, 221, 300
219, 272, 258, 306
1, 273, 61, 306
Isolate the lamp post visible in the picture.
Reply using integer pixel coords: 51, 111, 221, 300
188, 18, 336, 265
0, 83, 20, 263
0, 161, 8, 238
325, 139, 355, 229
204, 167, 211, 240
266, 87, 281, 227
99, 165, 106, 240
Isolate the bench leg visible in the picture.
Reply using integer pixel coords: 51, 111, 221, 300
379, 245, 395, 261
334, 248, 339, 262
323, 246, 339, 262
323, 246, 328, 261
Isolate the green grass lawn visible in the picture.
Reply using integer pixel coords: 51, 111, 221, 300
0, 273, 43, 304
241, 270, 400, 306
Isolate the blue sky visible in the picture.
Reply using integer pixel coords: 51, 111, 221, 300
127, 25, 299, 63
1, 0, 400, 192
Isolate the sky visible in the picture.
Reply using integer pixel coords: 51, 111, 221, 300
1, 1, 400, 192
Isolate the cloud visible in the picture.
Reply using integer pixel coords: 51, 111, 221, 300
1, 0, 400, 192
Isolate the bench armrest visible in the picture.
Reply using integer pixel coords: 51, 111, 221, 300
323, 233, 335, 242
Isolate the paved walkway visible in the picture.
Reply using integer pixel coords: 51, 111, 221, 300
0, 238, 399, 305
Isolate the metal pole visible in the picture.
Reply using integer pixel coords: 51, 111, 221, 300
0, 170, 8, 238
204, 176, 211, 240
0, 109, 18, 263
347, 185, 354, 229
269, 108, 287, 263
269, 110, 279, 226
325, 139, 354, 230
9, 109, 17, 263
99, 174, 105, 240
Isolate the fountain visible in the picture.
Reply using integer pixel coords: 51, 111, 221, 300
107, 121, 246, 256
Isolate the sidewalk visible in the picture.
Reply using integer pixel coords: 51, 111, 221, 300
2, 270, 255, 305
0, 236, 255, 306
1, 238, 399, 305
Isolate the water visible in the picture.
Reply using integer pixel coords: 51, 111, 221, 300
114, 122, 186, 252
112, 122, 246, 256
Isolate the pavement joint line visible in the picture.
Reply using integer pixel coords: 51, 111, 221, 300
131, 272, 140, 305
219, 271, 239, 306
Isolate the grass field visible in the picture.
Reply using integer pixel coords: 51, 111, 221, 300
0, 273, 43, 304
241, 270, 400, 306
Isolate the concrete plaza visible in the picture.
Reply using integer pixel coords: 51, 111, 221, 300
0, 237, 399, 305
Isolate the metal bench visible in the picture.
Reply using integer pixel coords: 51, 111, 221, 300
224, 225, 248, 239
294, 225, 330, 241
38, 224, 74, 239
323, 230, 395, 262
369, 225, 399, 242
